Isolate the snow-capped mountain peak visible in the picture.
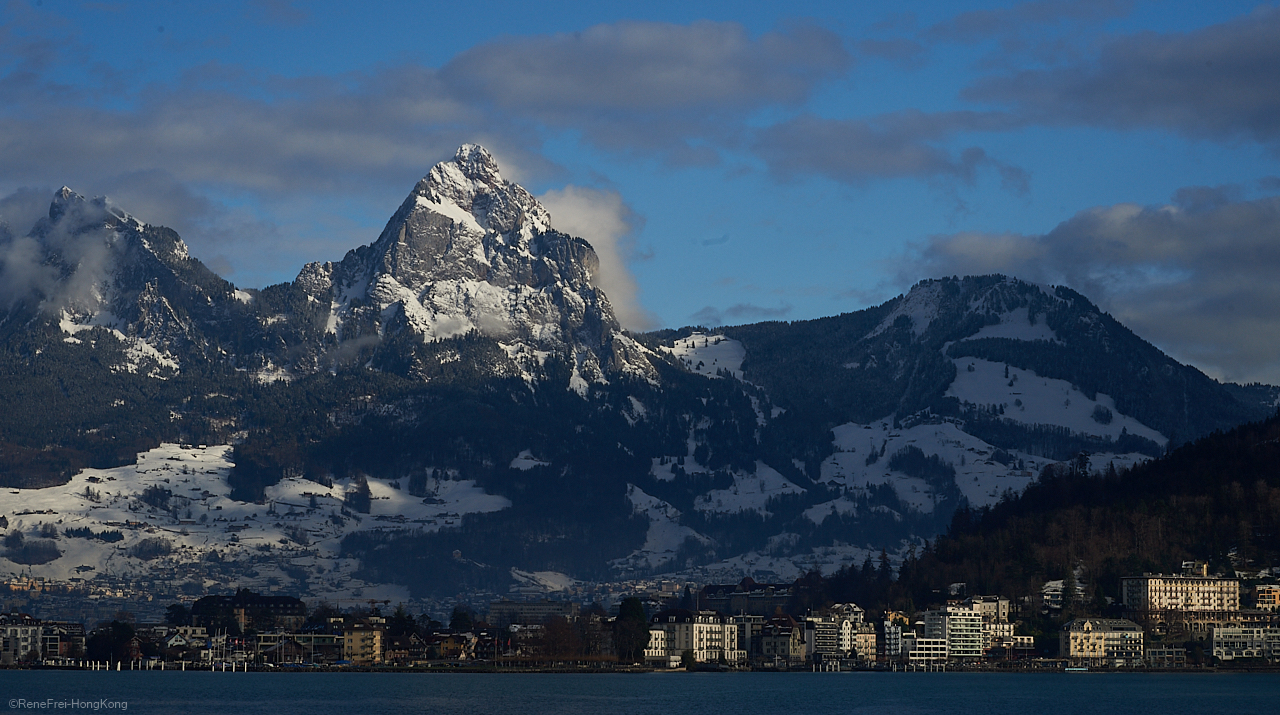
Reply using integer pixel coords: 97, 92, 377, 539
290, 144, 654, 385
11, 187, 246, 377
414, 144, 550, 241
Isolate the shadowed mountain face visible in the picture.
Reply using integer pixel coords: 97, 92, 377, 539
0, 149, 1274, 597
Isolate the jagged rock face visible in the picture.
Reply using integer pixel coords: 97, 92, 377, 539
294, 144, 654, 386
10, 188, 241, 366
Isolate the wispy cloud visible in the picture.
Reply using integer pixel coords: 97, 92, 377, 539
962, 6, 1280, 147
690, 303, 792, 327
754, 111, 1028, 191
440, 20, 852, 163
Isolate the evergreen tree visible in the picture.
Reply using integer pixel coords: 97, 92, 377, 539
449, 606, 473, 632
388, 604, 417, 637
613, 597, 649, 664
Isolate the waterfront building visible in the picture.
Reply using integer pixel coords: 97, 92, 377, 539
803, 616, 840, 660
983, 621, 1014, 654
758, 614, 804, 667
852, 625, 877, 663
343, 620, 386, 665
644, 609, 744, 668
1060, 618, 1144, 667
922, 606, 983, 660
728, 613, 764, 655
0, 613, 43, 663
908, 637, 947, 667
1210, 627, 1280, 662
883, 621, 903, 660
1145, 646, 1188, 668
1121, 572, 1243, 636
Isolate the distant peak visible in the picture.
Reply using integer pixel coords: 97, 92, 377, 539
49, 186, 85, 221
46, 186, 142, 231
454, 144, 500, 182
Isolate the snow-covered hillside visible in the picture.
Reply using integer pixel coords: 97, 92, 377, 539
820, 419, 1150, 513
664, 332, 745, 379
693, 462, 805, 516
947, 358, 1166, 446
0, 444, 509, 601
614, 485, 712, 573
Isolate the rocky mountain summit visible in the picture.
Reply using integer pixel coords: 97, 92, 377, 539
5, 187, 246, 375
284, 144, 654, 385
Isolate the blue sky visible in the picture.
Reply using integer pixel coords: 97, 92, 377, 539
2, 1, 1279, 383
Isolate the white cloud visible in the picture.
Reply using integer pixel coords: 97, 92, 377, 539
537, 185, 657, 331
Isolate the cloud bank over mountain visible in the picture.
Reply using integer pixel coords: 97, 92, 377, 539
905, 186, 1280, 383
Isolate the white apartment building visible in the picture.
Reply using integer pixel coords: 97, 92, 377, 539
983, 621, 1014, 653
1120, 574, 1239, 612
1, 614, 44, 663
908, 637, 948, 666
1211, 627, 1280, 662
923, 606, 983, 660
804, 604, 867, 660
883, 621, 903, 659
964, 595, 1011, 623
645, 610, 744, 667
803, 617, 840, 659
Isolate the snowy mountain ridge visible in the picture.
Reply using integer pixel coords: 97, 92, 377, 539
2, 158, 1277, 601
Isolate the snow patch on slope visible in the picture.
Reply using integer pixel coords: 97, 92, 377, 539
947, 358, 1166, 445
693, 462, 805, 516
663, 332, 744, 379
870, 282, 942, 337
510, 450, 550, 470
804, 497, 860, 526
822, 418, 1153, 512
961, 306, 1059, 343
823, 420, 1042, 512
510, 569, 578, 594
58, 311, 180, 377
668, 542, 894, 583
614, 485, 710, 573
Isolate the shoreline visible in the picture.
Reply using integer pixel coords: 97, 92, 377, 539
7, 663, 1280, 675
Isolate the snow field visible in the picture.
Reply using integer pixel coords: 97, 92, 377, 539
946, 358, 1166, 445
0, 444, 509, 600
663, 333, 745, 379
615, 485, 712, 572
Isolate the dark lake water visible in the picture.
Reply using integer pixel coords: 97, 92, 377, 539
3, 671, 1278, 714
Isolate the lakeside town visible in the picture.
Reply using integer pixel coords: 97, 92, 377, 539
4, 561, 1280, 671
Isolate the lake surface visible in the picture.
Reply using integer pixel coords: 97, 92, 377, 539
3, 671, 1279, 714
